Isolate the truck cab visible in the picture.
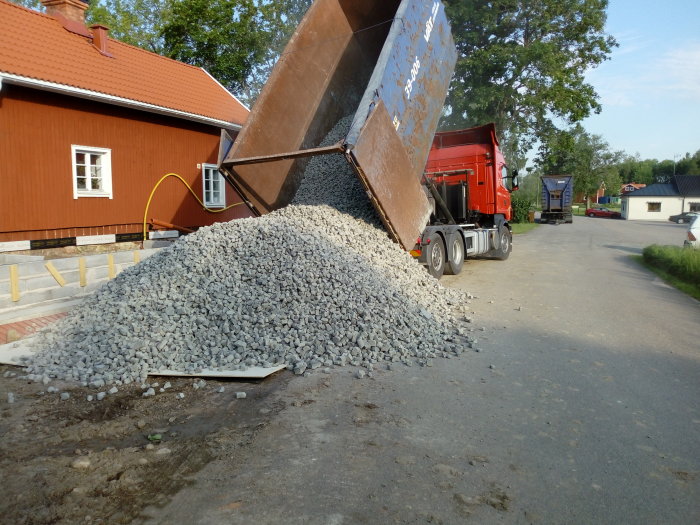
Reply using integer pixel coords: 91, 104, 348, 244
424, 123, 513, 227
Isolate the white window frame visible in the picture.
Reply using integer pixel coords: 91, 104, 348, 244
71, 145, 113, 199
647, 202, 661, 212
202, 164, 226, 208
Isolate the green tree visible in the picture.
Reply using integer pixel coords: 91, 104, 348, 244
7, 0, 43, 9
616, 155, 655, 186
87, 0, 171, 54
159, 0, 265, 94
442, 0, 617, 157
240, 0, 311, 104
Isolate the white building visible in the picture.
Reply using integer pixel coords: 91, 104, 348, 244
621, 175, 700, 221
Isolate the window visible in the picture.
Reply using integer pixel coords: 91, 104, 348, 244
689, 202, 700, 212
202, 164, 225, 208
647, 202, 661, 212
71, 145, 112, 199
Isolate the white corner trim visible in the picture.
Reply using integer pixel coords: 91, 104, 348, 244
0, 73, 242, 130
149, 230, 179, 240
76, 234, 117, 246
0, 240, 31, 253
200, 67, 251, 113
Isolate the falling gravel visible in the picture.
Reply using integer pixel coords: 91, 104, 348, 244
24, 117, 471, 386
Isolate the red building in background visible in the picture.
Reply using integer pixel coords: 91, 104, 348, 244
0, 0, 253, 251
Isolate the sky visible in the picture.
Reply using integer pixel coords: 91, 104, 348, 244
582, 0, 700, 162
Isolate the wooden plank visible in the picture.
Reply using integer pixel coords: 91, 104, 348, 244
79, 257, 87, 287
107, 254, 116, 279
9, 265, 20, 302
45, 262, 66, 287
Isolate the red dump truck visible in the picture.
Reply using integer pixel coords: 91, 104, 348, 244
219, 0, 517, 278
415, 124, 518, 277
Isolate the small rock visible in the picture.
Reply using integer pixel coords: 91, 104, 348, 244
70, 457, 91, 470
177, 392, 185, 399
108, 386, 118, 395
355, 369, 366, 379
47, 386, 59, 393
86, 395, 93, 402
96, 392, 106, 401
163, 381, 172, 389
236, 392, 246, 399
155, 447, 172, 455
7, 392, 15, 404
217, 386, 225, 393
145, 443, 155, 450
138, 458, 148, 465
60, 392, 71, 401
489, 364, 495, 370
136, 420, 146, 429
142, 388, 155, 397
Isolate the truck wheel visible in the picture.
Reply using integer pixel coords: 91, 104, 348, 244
445, 234, 464, 275
494, 226, 512, 261
425, 233, 445, 279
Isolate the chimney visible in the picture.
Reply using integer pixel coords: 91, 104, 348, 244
90, 24, 113, 57
41, 0, 89, 25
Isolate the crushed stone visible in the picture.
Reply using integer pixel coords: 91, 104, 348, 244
22, 116, 473, 386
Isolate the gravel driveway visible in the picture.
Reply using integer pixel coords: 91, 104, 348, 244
134, 217, 699, 524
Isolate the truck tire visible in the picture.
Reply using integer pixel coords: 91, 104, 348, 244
445, 234, 464, 275
425, 233, 445, 279
494, 226, 512, 261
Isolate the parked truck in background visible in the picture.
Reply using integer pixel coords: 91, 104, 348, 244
540, 175, 574, 224
218, 0, 516, 279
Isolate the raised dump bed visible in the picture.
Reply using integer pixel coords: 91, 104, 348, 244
220, 0, 457, 249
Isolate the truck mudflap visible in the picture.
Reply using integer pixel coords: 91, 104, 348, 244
220, 0, 457, 250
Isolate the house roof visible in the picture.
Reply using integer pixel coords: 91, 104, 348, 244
623, 183, 679, 197
0, 0, 248, 128
674, 175, 700, 196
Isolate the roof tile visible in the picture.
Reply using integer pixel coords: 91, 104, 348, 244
0, 0, 248, 125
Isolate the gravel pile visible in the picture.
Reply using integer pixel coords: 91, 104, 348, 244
23, 117, 471, 386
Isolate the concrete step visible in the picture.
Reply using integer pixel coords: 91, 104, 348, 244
0, 248, 162, 315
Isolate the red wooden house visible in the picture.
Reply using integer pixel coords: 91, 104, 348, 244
0, 0, 253, 252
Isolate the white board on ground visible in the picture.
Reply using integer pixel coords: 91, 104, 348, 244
0, 341, 286, 379
0, 339, 35, 366
148, 366, 286, 379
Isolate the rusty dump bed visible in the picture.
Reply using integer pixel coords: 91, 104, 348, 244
220, 0, 457, 249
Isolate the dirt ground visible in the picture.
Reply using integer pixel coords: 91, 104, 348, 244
0, 366, 290, 525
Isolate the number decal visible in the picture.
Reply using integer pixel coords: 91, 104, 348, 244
404, 56, 421, 100
424, 2, 440, 43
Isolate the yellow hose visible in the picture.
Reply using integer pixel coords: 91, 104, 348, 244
143, 172, 245, 240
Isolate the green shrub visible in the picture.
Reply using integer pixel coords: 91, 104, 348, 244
511, 193, 531, 223
642, 245, 700, 286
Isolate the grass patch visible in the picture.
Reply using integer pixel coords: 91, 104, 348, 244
511, 223, 539, 235
636, 245, 700, 300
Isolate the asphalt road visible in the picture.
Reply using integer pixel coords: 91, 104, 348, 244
141, 217, 699, 525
